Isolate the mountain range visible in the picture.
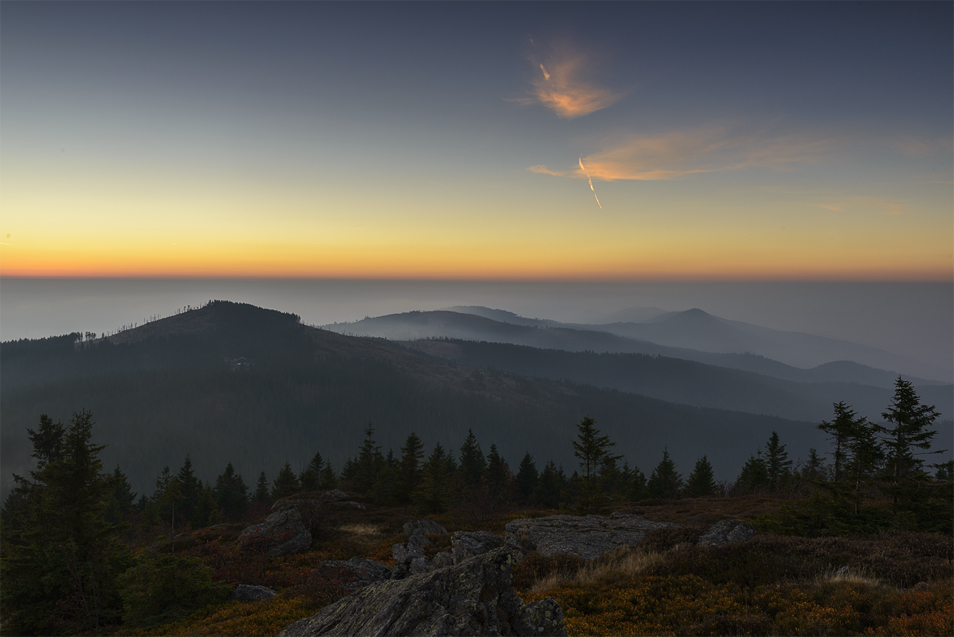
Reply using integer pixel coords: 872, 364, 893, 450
3, 301, 950, 501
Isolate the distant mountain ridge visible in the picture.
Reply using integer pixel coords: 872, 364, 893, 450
325, 308, 948, 386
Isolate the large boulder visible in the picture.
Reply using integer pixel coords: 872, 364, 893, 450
403, 519, 447, 536
505, 512, 676, 560
277, 549, 565, 637
319, 557, 393, 592
696, 520, 755, 547
239, 506, 312, 556
451, 530, 507, 564
230, 584, 277, 603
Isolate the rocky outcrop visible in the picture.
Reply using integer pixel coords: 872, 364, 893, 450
273, 489, 367, 512
403, 519, 447, 536
390, 519, 450, 579
277, 549, 565, 637
696, 520, 756, 547
506, 512, 676, 560
319, 557, 393, 591
230, 584, 277, 602
451, 530, 507, 564
238, 506, 312, 556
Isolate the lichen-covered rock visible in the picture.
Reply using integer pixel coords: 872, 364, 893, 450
320, 557, 393, 591
451, 530, 506, 564
392, 541, 426, 564
272, 489, 366, 512
696, 520, 755, 547
230, 584, 277, 602
276, 549, 566, 637
505, 512, 676, 560
403, 519, 447, 537
239, 506, 312, 556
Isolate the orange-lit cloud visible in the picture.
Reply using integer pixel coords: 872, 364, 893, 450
530, 128, 831, 181
516, 43, 626, 118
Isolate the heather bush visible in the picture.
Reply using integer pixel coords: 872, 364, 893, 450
116, 552, 232, 629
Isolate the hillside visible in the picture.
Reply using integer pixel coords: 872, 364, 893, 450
2, 302, 827, 499
400, 339, 954, 425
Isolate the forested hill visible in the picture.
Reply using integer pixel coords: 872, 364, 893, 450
2, 301, 828, 499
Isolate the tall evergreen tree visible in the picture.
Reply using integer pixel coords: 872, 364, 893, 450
572, 417, 622, 513
352, 425, 383, 496
1, 412, 130, 635
458, 429, 486, 488
271, 461, 301, 499
317, 462, 338, 490
646, 449, 683, 499
254, 471, 270, 503
734, 451, 770, 494
818, 401, 857, 482
532, 460, 563, 509
105, 465, 137, 525
299, 451, 323, 492
395, 432, 425, 504
876, 378, 943, 509
515, 452, 539, 504
414, 443, 453, 514
176, 455, 204, 528
765, 432, 792, 490
213, 462, 249, 521
685, 456, 717, 498
483, 444, 513, 512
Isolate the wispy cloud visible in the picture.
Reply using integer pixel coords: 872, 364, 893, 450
515, 42, 627, 119
529, 128, 832, 181
893, 135, 953, 157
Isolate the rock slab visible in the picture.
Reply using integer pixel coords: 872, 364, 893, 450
277, 548, 565, 637
230, 584, 277, 602
696, 520, 755, 547
505, 512, 676, 560
239, 506, 312, 556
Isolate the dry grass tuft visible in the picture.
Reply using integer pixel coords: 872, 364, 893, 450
529, 547, 666, 594
816, 567, 883, 588
337, 523, 382, 543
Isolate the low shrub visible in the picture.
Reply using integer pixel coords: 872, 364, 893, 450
116, 552, 232, 629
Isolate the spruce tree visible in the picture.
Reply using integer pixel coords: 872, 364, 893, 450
515, 452, 539, 504
533, 460, 563, 509
395, 432, 425, 504
299, 451, 323, 491
213, 462, 249, 521
271, 461, 301, 499
318, 462, 338, 490
734, 451, 770, 494
1, 412, 130, 634
484, 444, 513, 512
254, 471, 270, 502
646, 449, 683, 499
876, 378, 943, 509
572, 417, 622, 513
458, 429, 486, 488
765, 432, 792, 490
414, 443, 452, 514
353, 425, 383, 496
818, 402, 857, 482
685, 456, 717, 498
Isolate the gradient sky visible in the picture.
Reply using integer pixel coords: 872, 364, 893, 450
1, 2, 951, 280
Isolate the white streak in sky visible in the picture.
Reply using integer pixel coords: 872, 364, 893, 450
579, 157, 602, 209
539, 64, 551, 81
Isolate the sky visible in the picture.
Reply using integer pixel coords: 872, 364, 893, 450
1, 2, 952, 280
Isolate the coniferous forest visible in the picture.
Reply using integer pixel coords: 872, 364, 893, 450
1, 302, 951, 636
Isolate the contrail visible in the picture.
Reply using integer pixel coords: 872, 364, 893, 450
539, 64, 551, 81
579, 157, 602, 209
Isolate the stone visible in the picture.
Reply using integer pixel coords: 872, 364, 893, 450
319, 557, 393, 591
272, 489, 366, 512
392, 542, 426, 564
229, 584, 277, 602
696, 520, 755, 548
451, 530, 507, 564
403, 519, 448, 537
276, 549, 566, 637
238, 506, 312, 556
505, 513, 676, 560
